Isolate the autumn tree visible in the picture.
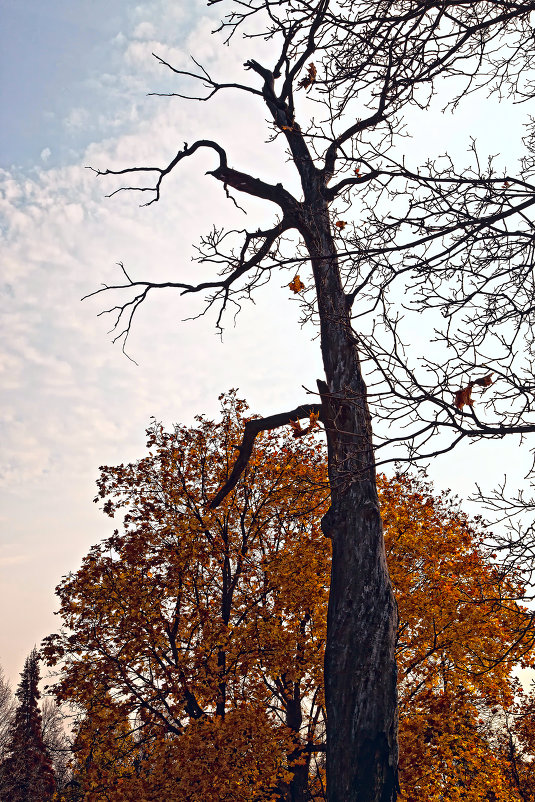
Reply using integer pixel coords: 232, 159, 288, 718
45, 395, 535, 801
381, 474, 535, 801
45, 393, 329, 802
84, 3, 535, 797
0, 649, 55, 802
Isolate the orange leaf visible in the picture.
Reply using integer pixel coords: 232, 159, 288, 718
289, 275, 305, 293
454, 384, 474, 410
289, 419, 304, 437
335, 221, 347, 230
308, 411, 320, 431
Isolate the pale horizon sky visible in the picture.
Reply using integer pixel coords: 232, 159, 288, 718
1, 1, 533, 686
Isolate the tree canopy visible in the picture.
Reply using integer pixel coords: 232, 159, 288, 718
45, 394, 535, 801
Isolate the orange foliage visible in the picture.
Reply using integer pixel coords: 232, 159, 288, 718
381, 474, 533, 800
65, 696, 139, 802
46, 394, 535, 801
46, 392, 329, 801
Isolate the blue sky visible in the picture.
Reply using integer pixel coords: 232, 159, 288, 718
1, 1, 532, 685
1, 0, 130, 167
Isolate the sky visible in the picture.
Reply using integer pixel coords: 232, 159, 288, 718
0, 0, 533, 686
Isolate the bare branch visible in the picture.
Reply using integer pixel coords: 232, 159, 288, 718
149, 53, 264, 101
83, 221, 291, 351
88, 138, 298, 212
86, 140, 228, 206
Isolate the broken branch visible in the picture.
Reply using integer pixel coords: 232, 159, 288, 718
209, 403, 323, 508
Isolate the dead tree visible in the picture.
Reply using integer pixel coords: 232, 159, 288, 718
85, 2, 535, 800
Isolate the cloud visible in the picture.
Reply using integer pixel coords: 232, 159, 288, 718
40, 148, 51, 163
0, 555, 29, 568
64, 107, 91, 132
132, 21, 156, 40
0, 28, 319, 496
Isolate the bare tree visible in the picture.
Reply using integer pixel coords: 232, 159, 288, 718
0, 666, 14, 764
86, 2, 535, 800
41, 697, 71, 795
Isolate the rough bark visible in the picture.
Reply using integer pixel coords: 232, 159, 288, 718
285, 679, 310, 802
299, 205, 399, 801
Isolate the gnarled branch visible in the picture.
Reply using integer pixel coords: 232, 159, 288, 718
210, 402, 323, 508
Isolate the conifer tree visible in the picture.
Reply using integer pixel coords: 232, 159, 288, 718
0, 649, 55, 802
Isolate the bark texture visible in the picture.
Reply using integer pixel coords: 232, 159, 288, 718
302, 208, 399, 801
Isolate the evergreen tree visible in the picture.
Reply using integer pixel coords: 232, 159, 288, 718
0, 649, 55, 801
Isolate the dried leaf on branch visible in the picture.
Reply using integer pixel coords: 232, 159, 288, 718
454, 374, 493, 409
308, 411, 320, 431
474, 373, 494, 388
455, 385, 475, 410
298, 62, 317, 90
289, 418, 304, 436
288, 274, 305, 293
289, 411, 321, 438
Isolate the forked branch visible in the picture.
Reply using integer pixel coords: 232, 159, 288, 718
82, 218, 290, 352
149, 53, 264, 101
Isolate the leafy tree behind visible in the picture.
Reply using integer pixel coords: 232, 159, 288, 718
45, 394, 535, 801
0, 648, 55, 802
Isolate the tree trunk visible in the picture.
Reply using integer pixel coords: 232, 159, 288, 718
301, 200, 399, 802
285, 679, 309, 802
